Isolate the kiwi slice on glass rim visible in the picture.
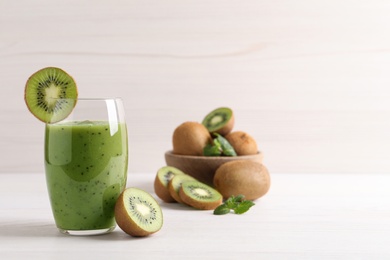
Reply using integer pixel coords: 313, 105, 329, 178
24, 67, 78, 123
202, 107, 234, 136
179, 180, 222, 210
115, 187, 163, 237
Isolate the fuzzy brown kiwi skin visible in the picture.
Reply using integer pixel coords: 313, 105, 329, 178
213, 160, 270, 201
172, 122, 212, 156
154, 175, 176, 203
168, 181, 183, 203
224, 131, 258, 155
114, 190, 162, 237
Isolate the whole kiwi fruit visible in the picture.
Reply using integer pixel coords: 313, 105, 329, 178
224, 131, 258, 155
213, 160, 270, 201
172, 121, 211, 156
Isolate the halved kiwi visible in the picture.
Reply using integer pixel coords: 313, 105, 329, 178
115, 187, 163, 237
202, 107, 234, 136
179, 180, 222, 210
168, 174, 196, 203
154, 166, 185, 203
24, 67, 78, 123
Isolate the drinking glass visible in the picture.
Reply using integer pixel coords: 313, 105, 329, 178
44, 98, 128, 235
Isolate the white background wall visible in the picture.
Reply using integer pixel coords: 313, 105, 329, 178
2, 0, 390, 174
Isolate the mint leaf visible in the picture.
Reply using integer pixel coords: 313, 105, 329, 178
234, 200, 255, 214
224, 196, 237, 209
203, 133, 237, 157
214, 133, 237, 156
203, 143, 221, 156
203, 138, 223, 156
213, 204, 231, 215
232, 194, 245, 203
214, 195, 255, 215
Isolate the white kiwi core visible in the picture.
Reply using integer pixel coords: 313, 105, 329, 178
136, 203, 151, 216
45, 84, 61, 106
210, 115, 223, 125
194, 188, 209, 197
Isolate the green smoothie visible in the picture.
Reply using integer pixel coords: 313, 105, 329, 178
44, 120, 128, 231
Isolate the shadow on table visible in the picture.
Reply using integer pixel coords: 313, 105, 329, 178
0, 219, 147, 240
0, 220, 59, 238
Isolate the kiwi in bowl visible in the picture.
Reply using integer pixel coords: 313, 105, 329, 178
172, 121, 212, 156
164, 150, 263, 186
167, 107, 264, 186
202, 107, 234, 136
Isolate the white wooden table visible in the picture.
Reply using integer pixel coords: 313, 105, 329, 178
1, 172, 389, 259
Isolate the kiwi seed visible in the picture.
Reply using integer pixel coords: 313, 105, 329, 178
179, 180, 222, 210
115, 187, 163, 237
202, 107, 234, 136
168, 174, 196, 203
24, 67, 78, 123
154, 166, 185, 202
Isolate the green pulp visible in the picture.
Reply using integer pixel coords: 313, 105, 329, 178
44, 121, 128, 231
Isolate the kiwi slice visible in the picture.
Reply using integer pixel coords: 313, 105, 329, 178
154, 166, 185, 203
168, 174, 196, 203
202, 107, 234, 136
115, 187, 163, 237
179, 180, 223, 210
24, 67, 78, 123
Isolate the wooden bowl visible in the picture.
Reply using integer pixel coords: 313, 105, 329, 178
164, 151, 263, 186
